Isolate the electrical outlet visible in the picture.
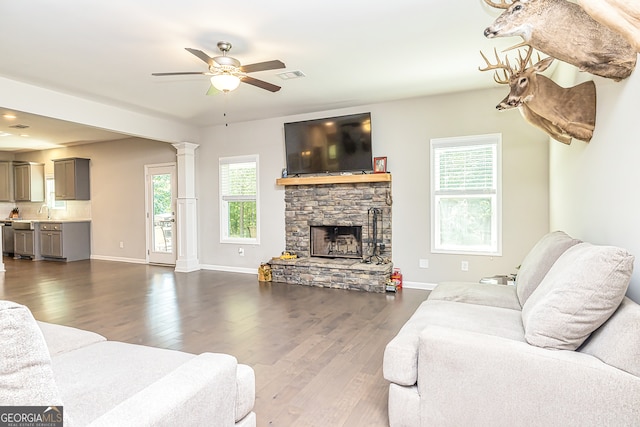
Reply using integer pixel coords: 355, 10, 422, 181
461, 261, 469, 271
419, 259, 429, 269
238, 248, 245, 256
119, 241, 124, 249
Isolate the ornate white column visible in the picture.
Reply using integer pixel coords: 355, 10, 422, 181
172, 142, 200, 272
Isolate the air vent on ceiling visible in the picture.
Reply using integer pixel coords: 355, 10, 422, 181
276, 70, 306, 80
9, 124, 29, 129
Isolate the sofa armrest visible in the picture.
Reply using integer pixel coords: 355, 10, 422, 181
418, 325, 640, 427
89, 353, 239, 427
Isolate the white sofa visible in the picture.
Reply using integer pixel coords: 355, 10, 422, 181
383, 231, 640, 426
0, 301, 256, 426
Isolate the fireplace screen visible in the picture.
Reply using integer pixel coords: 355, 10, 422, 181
310, 226, 363, 259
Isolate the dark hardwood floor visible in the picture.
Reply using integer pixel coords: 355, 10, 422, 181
0, 257, 429, 427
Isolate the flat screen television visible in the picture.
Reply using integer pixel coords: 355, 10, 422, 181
284, 112, 373, 175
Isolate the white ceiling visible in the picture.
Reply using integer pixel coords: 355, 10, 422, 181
0, 0, 517, 150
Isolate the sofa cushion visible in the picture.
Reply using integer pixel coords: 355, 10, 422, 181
428, 281, 521, 310
51, 340, 195, 425
383, 299, 524, 386
516, 231, 581, 306
0, 301, 63, 406
522, 243, 634, 350
38, 321, 106, 356
579, 297, 640, 377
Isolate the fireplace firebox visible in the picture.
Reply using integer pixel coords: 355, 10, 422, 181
310, 226, 362, 259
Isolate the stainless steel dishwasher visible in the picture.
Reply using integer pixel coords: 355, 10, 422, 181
2, 220, 14, 256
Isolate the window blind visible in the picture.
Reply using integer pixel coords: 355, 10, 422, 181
435, 144, 496, 193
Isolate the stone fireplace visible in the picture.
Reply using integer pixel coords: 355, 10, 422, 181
270, 174, 393, 292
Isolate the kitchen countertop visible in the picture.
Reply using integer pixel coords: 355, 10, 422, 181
7, 219, 92, 223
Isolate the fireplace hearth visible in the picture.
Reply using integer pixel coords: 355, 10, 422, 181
310, 225, 362, 259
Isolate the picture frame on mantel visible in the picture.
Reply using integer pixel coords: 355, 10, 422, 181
374, 157, 387, 173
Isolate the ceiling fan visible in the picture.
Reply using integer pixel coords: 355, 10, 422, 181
152, 41, 286, 93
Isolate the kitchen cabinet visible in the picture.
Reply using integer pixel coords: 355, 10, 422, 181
14, 162, 45, 202
54, 158, 90, 200
40, 225, 62, 258
14, 229, 40, 259
39, 221, 91, 261
0, 161, 14, 201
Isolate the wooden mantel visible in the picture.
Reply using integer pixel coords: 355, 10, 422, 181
276, 173, 391, 186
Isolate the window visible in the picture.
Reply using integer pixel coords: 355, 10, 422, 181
431, 134, 501, 255
219, 155, 259, 243
45, 177, 65, 210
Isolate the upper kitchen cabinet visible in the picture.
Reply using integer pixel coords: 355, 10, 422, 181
54, 158, 90, 200
14, 162, 44, 202
0, 161, 14, 202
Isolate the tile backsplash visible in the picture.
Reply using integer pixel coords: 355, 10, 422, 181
0, 201, 91, 220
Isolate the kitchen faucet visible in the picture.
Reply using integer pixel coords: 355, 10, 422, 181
38, 204, 51, 220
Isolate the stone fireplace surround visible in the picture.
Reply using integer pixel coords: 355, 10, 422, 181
270, 174, 392, 293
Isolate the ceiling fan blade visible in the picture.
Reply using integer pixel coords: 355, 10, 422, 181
185, 48, 214, 67
152, 71, 208, 76
241, 76, 281, 92
239, 60, 286, 73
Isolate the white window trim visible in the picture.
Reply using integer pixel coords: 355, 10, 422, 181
219, 154, 260, 245
430, 133, 502, 256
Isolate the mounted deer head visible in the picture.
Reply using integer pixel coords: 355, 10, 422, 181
479, 47, 596, 144
578, 0, 640, 52
483, 0, 637, 81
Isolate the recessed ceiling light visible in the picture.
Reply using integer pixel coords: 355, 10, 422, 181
276, 70, 306, 80
3, 114, 17, 120
0, 132, 12, 137
20, 134, 29, 138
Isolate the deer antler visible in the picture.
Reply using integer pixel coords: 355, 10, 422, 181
483, 0, 515, 10
516, 46, 534, 72
479, 48, 513, 84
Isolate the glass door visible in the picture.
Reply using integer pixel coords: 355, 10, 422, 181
146, 164, 176, 265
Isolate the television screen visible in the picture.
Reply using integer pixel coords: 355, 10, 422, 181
284, 112, 373, 175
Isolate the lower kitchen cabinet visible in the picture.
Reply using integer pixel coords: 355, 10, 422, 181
39, 221, 90, 261
14, 229, 38, 259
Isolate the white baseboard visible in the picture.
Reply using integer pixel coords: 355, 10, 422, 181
87, 258, 438, 291
200, 264, 257, 275
402, 281, 437, 291
90, 255, 147, 264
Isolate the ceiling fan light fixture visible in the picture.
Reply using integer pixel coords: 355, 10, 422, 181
211, 74, 241, 92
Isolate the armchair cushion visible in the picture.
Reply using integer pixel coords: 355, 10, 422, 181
522, 243, 634, 350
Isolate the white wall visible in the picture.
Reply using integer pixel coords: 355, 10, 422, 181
198, 86, 550, 286
550, 64, 640, 302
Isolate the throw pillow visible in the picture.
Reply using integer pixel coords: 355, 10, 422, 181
516, 231, 581, 306
0, 300, 63, 406
521, 243, 634, 350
